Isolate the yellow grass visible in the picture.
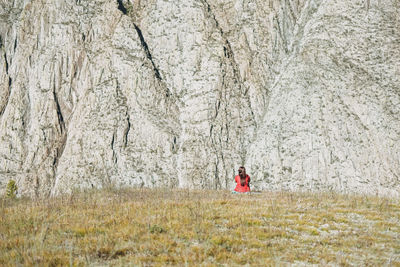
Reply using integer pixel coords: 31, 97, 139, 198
1, 188, 400, 266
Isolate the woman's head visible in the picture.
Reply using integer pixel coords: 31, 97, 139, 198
238, 166, 246, 186
238, 166, 246, 176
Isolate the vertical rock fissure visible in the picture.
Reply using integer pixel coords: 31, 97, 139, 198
1, 52, 11, 117
123, 114, 131, 148
111, 131, 117, 164
214, 161, 220, 189
115, 0, 168, 95
53, 88, 65, 134
50, 83, 67, 196
132, 22, 173, 98
115, 81, 132, 149
4, 52, 9, 74
13, 37, 17, 52
133, 23, 163, 82
116, 0, 127, 14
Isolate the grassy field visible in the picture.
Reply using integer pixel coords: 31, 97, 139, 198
1, 188, 400, 266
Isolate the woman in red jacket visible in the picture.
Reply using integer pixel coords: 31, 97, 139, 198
234, 166, 250, 193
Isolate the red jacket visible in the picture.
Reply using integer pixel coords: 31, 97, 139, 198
234, 175, 250, 192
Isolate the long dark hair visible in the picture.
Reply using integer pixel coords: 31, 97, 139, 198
238, 166, 246, 186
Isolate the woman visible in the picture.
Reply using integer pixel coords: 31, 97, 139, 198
233, 166, 250, 193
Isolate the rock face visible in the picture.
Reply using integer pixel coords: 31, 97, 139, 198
0, 0, 399, 197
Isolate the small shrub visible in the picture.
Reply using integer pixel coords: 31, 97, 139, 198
6, 180, 17, 199
149, 224, 166, 234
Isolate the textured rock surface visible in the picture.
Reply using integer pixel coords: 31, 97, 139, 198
0, 0, 399, 196
246, 0, 400, 196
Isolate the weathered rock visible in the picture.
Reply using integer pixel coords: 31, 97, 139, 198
246, 0, 400, 196
0, 0, 399, 196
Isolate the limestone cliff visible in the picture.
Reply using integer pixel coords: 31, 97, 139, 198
0, 0, 399, 197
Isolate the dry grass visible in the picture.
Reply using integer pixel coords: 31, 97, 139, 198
1, 188, 400, 266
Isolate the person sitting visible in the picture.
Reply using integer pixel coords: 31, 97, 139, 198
233, 166, 250, 193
